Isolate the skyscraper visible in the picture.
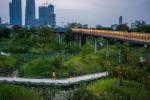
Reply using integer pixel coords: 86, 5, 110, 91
25, 0, 35, 27
0, 17, 1, 24
9, 2, 13, 25
39, 4, 56, 27
119, 16, 123, 25
9, 0, 22, 26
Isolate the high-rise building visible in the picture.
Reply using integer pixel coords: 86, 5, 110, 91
111, 24, 118, 30
39, 4, 56, 28
9, 2, 13, 24
25, 0, 35, 27
119, 16, 123, 25
0, 17, 1, 24
9, 0, 22, 26
131, 20, 146, 29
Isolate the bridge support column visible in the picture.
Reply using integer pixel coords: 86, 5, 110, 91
106, 40, 109, 57
79, 34, 82, 48
58, 33, 62, 44
94, 37, 97, 54
118, 49, 121, 63
144, 44, 148, 48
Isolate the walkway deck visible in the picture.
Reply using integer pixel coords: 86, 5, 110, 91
72, 29, 150, 45
0, 72, 108, 85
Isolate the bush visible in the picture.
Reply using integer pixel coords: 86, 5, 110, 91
84, 79, 150, 100
19, 57, 52, 78
0, 55, 17, 75
65, 54, 106, 75
0, 83, 43, 100
72, 88, 97, 100
19, 57, 69, 78
109, 66, 150, 87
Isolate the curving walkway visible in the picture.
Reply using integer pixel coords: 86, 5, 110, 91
0, 72, 108, 85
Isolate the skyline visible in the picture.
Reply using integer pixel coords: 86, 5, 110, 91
0, 0, 150, 27
25, 0, 35, 26
9, 0, 22, 26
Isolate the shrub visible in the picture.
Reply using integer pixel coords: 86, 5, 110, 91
85, 79, 150, 100
0, 83, 43, 100
0, 55, 17, 75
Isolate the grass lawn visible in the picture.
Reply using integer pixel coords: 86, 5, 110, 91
86, 79, 150, 100
0, 83, 43, 100
19, 53, 106, 78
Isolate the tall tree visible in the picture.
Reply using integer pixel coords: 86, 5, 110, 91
64, 28, 75, 44
116, 24, 130, 32
37, 27, 54, 56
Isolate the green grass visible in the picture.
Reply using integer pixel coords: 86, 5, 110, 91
0, 83, 43, 100
0, 55, 17, 75
65, 54, 106, 75
19, 53, 106, 78
19, 57, 71, 78
86, 79, 150, 100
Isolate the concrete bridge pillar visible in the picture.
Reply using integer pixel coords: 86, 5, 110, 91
58, 33, 62, 44
118, 49, 121, 63
94, 37, 97, 54
144, 44, 148, 47
106, 40, 110, 57
79, 34, 82, 48
78, 34, 87, 48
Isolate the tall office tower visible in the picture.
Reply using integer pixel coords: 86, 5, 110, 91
39, 4, 56, 27
0, 17, 1, 24
25, 0, 35, 27
9, 2, 13, 24
119, 16, 123, 25
9, 0, 22, 26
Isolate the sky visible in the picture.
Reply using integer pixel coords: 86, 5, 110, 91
0, 0, 150, 27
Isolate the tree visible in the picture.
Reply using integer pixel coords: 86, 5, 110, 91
81, 43, 93, 57
116, 24, 130, 32
37, 27, 54, 56
0, 28, 11, 38
96, 25, 113, 30
136, 25, 150, 33
64, 28, 75, 44
72, 87, 97, 100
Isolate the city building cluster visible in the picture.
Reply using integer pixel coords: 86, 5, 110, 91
0, 17, 1, 24
111, 16, 146, 30
9, 0, 56, 28
111, 16, 123, 30
0, 1, 148, 30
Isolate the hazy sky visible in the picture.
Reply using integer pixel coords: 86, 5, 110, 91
0, 0, 150, 27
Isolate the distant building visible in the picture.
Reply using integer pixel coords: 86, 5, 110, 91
27, 19, 41, 28
9, 0, 22, 26
38, 4, 56, 28
0, 24, 13, 29
9, 2, 13, 25
67, 23, 88, 28
0, 17, 1, 24
111, 24, 118, 30
119, 16, 123, 25
131, 20, 146, 29
25, 0, 35, 27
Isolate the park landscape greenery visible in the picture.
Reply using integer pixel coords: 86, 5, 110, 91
0, 26, 150, 100
0, 83, 43, 100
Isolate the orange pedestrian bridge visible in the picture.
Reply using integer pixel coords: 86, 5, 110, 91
72, 28, 150, 45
